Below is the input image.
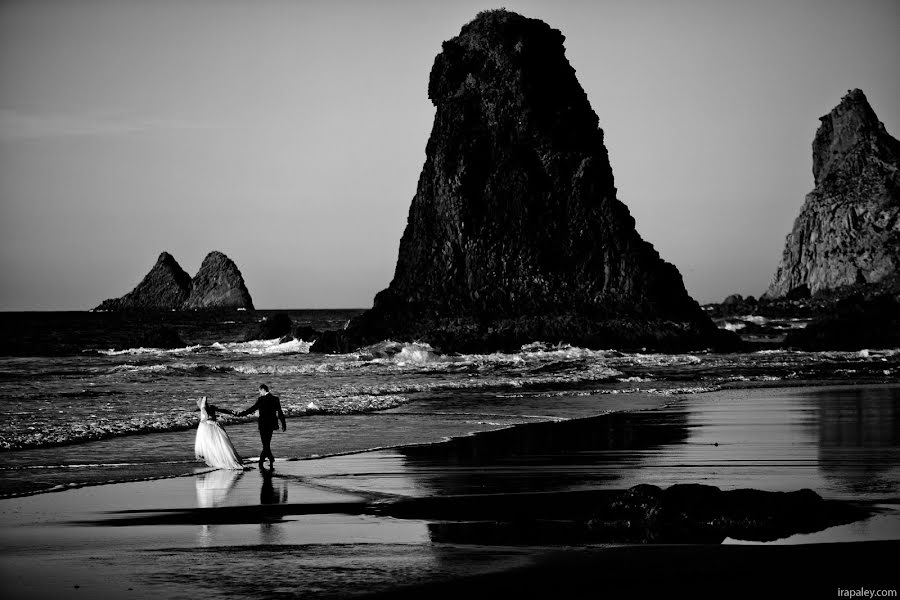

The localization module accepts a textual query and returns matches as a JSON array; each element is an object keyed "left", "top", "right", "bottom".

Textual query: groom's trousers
[{"left": 259, "top": 428, "right": 275, "bottom": 463}]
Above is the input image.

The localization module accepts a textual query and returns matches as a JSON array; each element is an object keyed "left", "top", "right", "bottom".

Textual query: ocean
[{"left": 1, "top": 309, "right": 898, "bottom": 497}]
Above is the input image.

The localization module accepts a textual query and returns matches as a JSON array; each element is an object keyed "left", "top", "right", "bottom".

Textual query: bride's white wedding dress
[{"left": 195, "top": 397, "right": 244, "bottom": 470}]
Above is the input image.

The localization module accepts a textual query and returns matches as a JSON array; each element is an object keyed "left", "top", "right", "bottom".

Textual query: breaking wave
[{"left": 96, "top": 338, "right": 312, "bottom": 357}]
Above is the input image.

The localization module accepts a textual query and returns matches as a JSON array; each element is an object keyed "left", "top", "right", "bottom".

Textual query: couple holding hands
[{"left": 195, "top": 383, "right": 286, "bottom": 471}]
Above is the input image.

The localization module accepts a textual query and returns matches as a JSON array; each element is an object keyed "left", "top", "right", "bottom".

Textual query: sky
[{"left": 1, "top": 0, "right": 898, "bottom": 310}]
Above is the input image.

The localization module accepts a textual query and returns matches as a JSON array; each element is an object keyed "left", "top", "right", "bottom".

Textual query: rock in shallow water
[
  {"left": 243, "top": 313, "right": 293, "bottom": 341},
  {"left": 784, "top": 290, "right": 900, "bottom": 350}
]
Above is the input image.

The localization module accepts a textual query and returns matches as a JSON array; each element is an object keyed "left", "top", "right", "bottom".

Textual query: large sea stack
[
  {"left": 313, "top": 10, "right": 723, "bottom": 353},
  {"left": 95, "top": 252, "right": 191, "bottom": 311},
  {"left": 95, "top": 250, "right": 254, "bottom": 311},
  {"left": 765, "top": 89, "right": 900, "bottom": 299}
]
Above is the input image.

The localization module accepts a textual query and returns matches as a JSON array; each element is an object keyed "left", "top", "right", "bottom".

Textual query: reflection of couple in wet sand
[
  {"left": 194, "top": 383, "right": 287, "bottom": 471},
  {"left": 195, "top": 466, "right": 289, "bottom": 508}
]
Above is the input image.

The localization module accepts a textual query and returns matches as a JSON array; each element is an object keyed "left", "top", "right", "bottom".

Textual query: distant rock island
[
  {"left": 765, "top": 89, "right": 899, "bottom": 299},
  {"left": 182, "top": 251, "right": 255, "bottom": 310},
  {"left": 312, "top": 10, "right": 727, "bottom": 353},
  {"left": 96, "top": 251, "right": 254, "bottom": 311}
]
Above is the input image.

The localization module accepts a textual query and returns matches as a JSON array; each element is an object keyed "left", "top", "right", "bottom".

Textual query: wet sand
[{"left": 1, "top": 383, "right": 898, "bottom": 598}]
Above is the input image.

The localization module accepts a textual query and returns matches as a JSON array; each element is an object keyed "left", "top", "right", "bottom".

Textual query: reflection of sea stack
[
  {"left": 765, "top": 89, "right": 900, "bottom": 299},
  {"left": 314, "top": 9, "right": 722, "bottom": 353},
  {"left": 96, "top": 251, "right": 254, "bottom": 311}
]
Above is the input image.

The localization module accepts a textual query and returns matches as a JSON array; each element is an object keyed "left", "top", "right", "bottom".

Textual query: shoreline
[
  {"left": 3, "top": 380, "right": 899, "bottom": 499},
  {"left": 3, "top": 374, "right": 895, "bottom": 453},
  {"left": 0, "top": 390, "right": 673, "bottom": 498}
]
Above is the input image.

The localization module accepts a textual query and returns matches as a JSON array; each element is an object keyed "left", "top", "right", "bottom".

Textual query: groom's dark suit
[{"left": 239, "top": 392, "right": 286, "bottom": 466}]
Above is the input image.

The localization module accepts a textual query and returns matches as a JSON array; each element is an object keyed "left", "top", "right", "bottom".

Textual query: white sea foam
[
  {"left": 741, "top": 315, "right": 769, "bottom": 325},
  {"left": 859, "top": 348, "right": 900, "bottom": 358},
  {"left": 107, "top": 363, "right": 172, "bottom": 374},
  {"left": 99, "top": 344, "right": 203, "bottom": 356},
  {"left": 211, "top": 338, "right": 312, "bottom": 355},
  {"left": 102, "top": 362, "right": 229, "bottom": 375},
  {"left": 98, "top": 338, "right": 311, "bottom": 358}
]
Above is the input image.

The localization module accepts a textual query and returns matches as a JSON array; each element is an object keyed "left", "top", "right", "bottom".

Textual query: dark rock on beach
[
  {"left": 312, "top": 9, "right": 728, "bottom": 354},
  {"left": 96, "top": 250, "right": 253, "bottom": 311},
  {"left": 95, "top": 252, "right": 191, "bottom": 311},
  {"left": 585, "top": 483, "right": 864, "bottom": 544},
  {"left": 765, "top": 89, "right": 900, "bottom": 299},
  {"left": 183, "top": 251, "right": 254, "bottom": 310}
]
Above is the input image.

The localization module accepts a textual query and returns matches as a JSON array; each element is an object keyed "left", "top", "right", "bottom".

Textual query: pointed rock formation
[
  {"left": 765, "top": 89, "right": 900, "bottom": 298},
  {"left": 183, "top": 251, "right": 254, "bottom": 310},
  {"left": 96, "top": 250, "right": 254, "bottom": 311},
  {"left": 313, "top": 10, "right": 723, "bottom": 353},
  {"left": 95, "top": 252, "right": 191, "bottom": 311}
]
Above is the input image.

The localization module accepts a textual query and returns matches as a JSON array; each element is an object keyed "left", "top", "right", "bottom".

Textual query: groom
[{"left": 238, "top": 384, "right": 287, "bottom": 470}]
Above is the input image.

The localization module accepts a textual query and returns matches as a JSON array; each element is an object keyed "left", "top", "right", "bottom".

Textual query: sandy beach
[{"left": 2, "top": 383, "right": 899, "bottom": 598}]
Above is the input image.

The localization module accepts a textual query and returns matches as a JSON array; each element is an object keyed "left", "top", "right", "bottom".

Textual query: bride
[{"left": 194, "top": 396, "right": 244, "bottom": 470}]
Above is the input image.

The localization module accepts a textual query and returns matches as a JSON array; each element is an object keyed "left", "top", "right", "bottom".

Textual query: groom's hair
[{"left": 259, "top": 384, "right": 269, "bottom": 392}]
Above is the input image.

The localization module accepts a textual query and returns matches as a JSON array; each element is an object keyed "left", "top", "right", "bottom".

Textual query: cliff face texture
[
  {"left": 183, "top": 251, "right": 254, "bottom": 310},
  {"left": 96, "top": 251, "right": 253, "bottom": 311},
  {"left": 318, "top": 10, "right": 721, "bottom": 352},
  {"left": 95, "top": 252, "right": 191, "bottom": 311},
  {"left": 765, "top": 89, "right": 900, "bottom": 298}
]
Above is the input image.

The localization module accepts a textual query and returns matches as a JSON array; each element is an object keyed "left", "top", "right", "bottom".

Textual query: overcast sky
[{"left": 1, "top": 0, "right": 898, "bottom": 310}]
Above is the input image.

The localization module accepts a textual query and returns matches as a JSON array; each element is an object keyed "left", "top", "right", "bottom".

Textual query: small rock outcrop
[
  {"left": 183, "top": 251, "right": 254, "bottom": 310},
  {"left": 584, "top": 484, "right": 865, "bottom": 544},
  {"left": 95, "top": 252, "right": 191, "bottom": 311},
  {"left": 765, "top": 89, "right": 900, "bottom": 298},
  {"left": 96, "top": 250, "right": 253, "bottom": 311},
  {"left": 312, "top": 10, "right": 724, "bottom": 353},
  {"left": 243, "top": 313, "right": 293, "bottom": 341}
]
